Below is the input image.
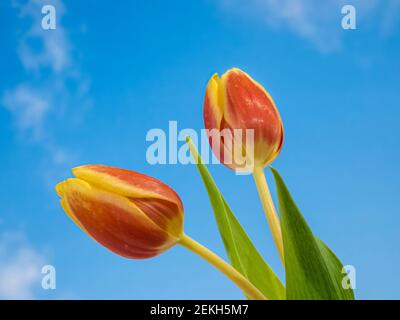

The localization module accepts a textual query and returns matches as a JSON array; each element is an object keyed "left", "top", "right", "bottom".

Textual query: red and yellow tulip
[
  {"left": 56, "top": 164, "right": 266, "bottom": 299},
  {"left": 204, "top": 67, "right": 284, "bottom": 171},
  {"left": 204, "top": 68, "right": 285, "bottom": 262},
  {"left": 56, "top": 164, "right": 184, "bottom": 259}
]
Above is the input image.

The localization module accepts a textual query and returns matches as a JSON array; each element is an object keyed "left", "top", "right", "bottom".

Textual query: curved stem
[
  {"left": 252, "top": 166, "right": 284, "bottom": 265},
  {"left": 179, "top": 233, "right": 267, "bottom": 300}
]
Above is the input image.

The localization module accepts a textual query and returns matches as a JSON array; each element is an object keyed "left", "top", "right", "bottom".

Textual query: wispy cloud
[
  {"left": 2, "top": 0, "right": 91, "bottom": 170},
  {"left": 0, "top": 231, "right": 45, "bottom": 299},
  {"left": 216, "top": 0, "right": 400, "bottom": 52},
  {"left": 2, "top": 84, "right": 50, "bottom": 140}
]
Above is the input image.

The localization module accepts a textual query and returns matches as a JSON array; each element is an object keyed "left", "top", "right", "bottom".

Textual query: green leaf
[
  {"left": 316, "top": 239, "right": 355, "bottom": 300},
  {"left": 270, "top": 167, "right": 354, "bottom": 300},
  {"left": 187, "top": 138, "right": 285, "bottom": 300}
]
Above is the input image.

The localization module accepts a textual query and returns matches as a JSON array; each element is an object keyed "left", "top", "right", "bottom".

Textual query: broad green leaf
[
  {"left": 316, "top": 239, "right": 355, "bottom": 300},
  {"left": 187, "top": 138, "right": 285, "bottom": 300},
  {"left": 270, "top": 167, "right": 354, "bottom": 300}
]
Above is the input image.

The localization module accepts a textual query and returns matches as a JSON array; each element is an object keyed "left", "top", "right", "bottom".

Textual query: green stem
[
  {"left": 179, "top": 233, "right": 267, "bottom": 300},
  {"left": 252, "top": 166, "right": 284, "bottom": 265}
]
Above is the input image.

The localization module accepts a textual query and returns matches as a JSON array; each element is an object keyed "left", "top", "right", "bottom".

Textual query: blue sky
[{"left": 0, "top": 0, "right": 399, "bottom": 299}]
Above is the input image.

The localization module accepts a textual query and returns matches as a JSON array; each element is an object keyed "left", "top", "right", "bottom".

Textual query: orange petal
[
  {"left": 224, "top": 68, "right": 284, "bottom": 166},
  {"left": 133, "top": 197, "right": 183, "bottom": 239},
  {"left": 72, "top": 165, "right": 183, "bottom": 212}
]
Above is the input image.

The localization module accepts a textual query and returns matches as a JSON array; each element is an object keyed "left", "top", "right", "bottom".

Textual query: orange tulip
[
  {"left": 204, "top": 68, "right": 284, "bottom": 171},
  {"left": 56, "top": 164, "right": 184, "bottom": 259},
  {"left": 204, "top": 68, "right": 285, "bottom": 263},
  {"left": 56, "top": 164, "right": 266, "bottom": 299}
]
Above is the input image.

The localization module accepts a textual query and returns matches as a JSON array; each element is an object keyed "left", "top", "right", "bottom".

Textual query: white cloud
[
  {"left": 2, "top": 85, "right": 50, "bottom": 139},
  {"left": 0, "top": 232, "right": 45, "bottom": 299},
  {"left": 2, "top": 0, "right": 91, "bottom": 169},
  {"left": 217, "top": 0, "right": 399, "bottom": 52}
]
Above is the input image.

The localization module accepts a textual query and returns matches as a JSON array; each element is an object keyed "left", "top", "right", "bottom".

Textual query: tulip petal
[
  {"left": 133, "top": 198, "right": 183, "bottom": 238},
  {"left": 204, "top": 73, "right": 225, "bottom": 130},
  {"left": 224, "top": 68, "right": 279, "bottom": 133},
  {"left": 224, "top": 68, "right": 284, "bottom": 166},
  {"left": 72, "top": 165, "right": 183, "bottom": 211},
  {"left": 58, "top": 178, "right": 178, "bottom": 259}
]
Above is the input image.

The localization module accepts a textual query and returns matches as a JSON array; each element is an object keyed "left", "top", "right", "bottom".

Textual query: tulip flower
[
  {"left": 204, "top": 68, "right": 285, "bottom": 263},
  {"left": 56, "top": 164, "right": 266, "bottom": 300},
  {"left": 56, "top": 164, "right": 184, "bottom": 259},
  {"left": 204, "top": 67, "right": 284, "bottom": 171}
]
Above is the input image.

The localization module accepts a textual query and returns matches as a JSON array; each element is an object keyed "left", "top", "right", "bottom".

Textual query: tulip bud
[
  {"left": 56, "top": 164, "right": 184, "bottom": 259},
  {"left": 204, "top": 68, "right": 284, "bottom": 172}
]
